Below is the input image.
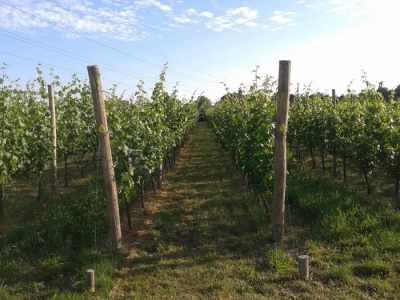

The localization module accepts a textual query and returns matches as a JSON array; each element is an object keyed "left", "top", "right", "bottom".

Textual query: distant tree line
[
  {"left": 288, "top": 83, "right": 400, "bottom": 103},
  {"left": 200, "top": 82, "right": 400, "bottom": 113}
]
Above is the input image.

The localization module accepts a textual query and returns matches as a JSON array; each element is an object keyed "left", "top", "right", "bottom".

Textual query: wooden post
[
  {"left": 298, "top": 255, "right": 309, "bottom": 280},
  {"left": 155, "top": 164, "right": 162, "bottom": 190},
  {"left": 332, "top": 89, "right": 337, "bottom": 179},
  {"left": 48, "top": 85, "right": 57, "bottom": 193},
  {"left": 273, "top": 60, "right": 291, "bottom": 243},
  {"left": 296, "top": 83, "right": 300, "bottom": 163},
  {"left": 87, "top": 269, "right": 95, "bottom": 292},
  {"left": 87, "top": 65, "right": 122, "bottom": 252}
]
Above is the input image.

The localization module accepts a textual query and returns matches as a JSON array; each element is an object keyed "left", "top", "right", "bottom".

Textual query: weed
[{"left": 268, "top": 248, "right": 296, "bottom": 278}]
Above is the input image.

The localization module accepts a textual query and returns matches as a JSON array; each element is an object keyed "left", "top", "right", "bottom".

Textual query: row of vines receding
[
  {"left": 0, "top": 62, "right": 199, "bottom": 223},
  {"left": 208, "top": 75, "right": 400, "bottom": 213}
]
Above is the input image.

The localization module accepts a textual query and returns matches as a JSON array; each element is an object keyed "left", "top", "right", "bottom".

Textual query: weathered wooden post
[
  {"left": 296, "top": 83, "right": 300, "bottom": 163},
  {"left": 87, "top": 269, "right": 95, "bottom": 292},
  {"left": 87, "top": 65, "right": 122, "bottom": 252},
  {"left": 298, "top": 255, "right": 309, "bottom": 280},
  {"left": 273, "top": 60, "right": 291, "bottom": 243},
  {"left": 332, "top": 89, "right": 337, "bottom": 179},
  {"left": 48, "top": 85, "right": 57, "bottom": 193},
  {"left": 155, "top": 164, "right": 162, "bottom": 190}
]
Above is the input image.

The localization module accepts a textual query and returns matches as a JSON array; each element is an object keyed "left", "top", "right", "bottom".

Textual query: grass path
[{"left": 110, "top": 122, "right": 275, "bottom": 299}]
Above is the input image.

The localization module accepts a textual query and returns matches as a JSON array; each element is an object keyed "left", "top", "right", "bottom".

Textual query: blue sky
[{"left": 0, "top": 0, "right": 399, "bottom": 101}]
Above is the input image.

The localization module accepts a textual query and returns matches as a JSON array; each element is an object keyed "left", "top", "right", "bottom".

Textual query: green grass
[
  {"left": 0, "top": 159, "right": 117, "bottom": 299},
  {"left": 2, "top": 122, "right": 400, "bottom": 299}
]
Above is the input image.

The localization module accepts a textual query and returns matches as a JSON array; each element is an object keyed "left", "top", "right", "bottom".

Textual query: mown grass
[
  {"left": 0, "top": 159, "right": 118, "bottom": 299},
  {"left": 2, "top": 122, "right": 400, "bottom": 299}
]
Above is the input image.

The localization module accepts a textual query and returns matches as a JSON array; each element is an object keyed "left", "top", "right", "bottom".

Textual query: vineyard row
[
  {"left": 0, "top": 63, "right": 199, "bottom": 220},
  {"left": 209, "top": 75, "right": 400, "bottom": 209}
]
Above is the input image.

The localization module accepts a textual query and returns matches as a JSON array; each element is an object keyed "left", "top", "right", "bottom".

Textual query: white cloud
[
  {"left": 0, "top": 0, "right": 142, "bottom": 41},
  {"left": 171, "top": 8, "right": 201, "bottom": 24},
  {"left": 270, "top": 11, "right": 296, "bottom": 24},
  {"left": 168, "top": 0, "right": 183, "bottom": 4},
  {"left": 134, "top": 0, "right": 171, "bottom": 12},
  {"left": 270, "top": 27, "right": 283, "bottom": 32},
  {"left": 324, "top": 0, "right": 366, "bottom": 15},
  {"left": 235, "top": 18, "right": 247, "bottom": 24},
  {"left": 296, "top": 0, "right": 305, "bottom": 4},
  {"left": 102, "top": 0, "right": 122, "bottom": 7},
  {"left": 205, "top": 6, "right": 259, "bottom": 32},
  {"left": 245, "top": 21, "right": 257, "bottom": 27},
  {"left": 58, "top": 0, "right": 93, "bottom": 12},
  {"left": 325, "top": 4, "right": 354, "bottom": 13},
  {"left": 140, "top": 30, "right": 151, "bottom": 38},
  {"left": 200, "top": 11, "right": 213, "bottom": 19},
  {"left": 0, "top": 0, "right": 284, "bottom": 41},
  {"left": 173, "top": 16, "right": 198, "bottom": 24},
  {"left": 205, "top": 16, "right": 234, "bottom": 32},
  {"left": 213, "top": 24, "right": 233, "bottom": 32},
  {"left": 150, "top": 24, "right": 172, "bottom": 31},
  {"left": 270, "top": 15, "right": 292, "bottom": 23},
  {"left": 167, "top": 5, "right": 259, "bottom": 31},
  {"left": 227, "top": 6, "right": 258, "bottom": 20},
  {"left": 186, "top": 8, "right": 197, "bottom": 15}
]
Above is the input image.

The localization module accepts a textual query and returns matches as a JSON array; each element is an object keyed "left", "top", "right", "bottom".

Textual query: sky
[{"left": 0, "top": 0, "right": 399, "bottom": 102}]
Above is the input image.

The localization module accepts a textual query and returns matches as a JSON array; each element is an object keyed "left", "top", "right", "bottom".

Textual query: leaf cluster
[{"left": 209, "top": 78, "right": 277, "bottom": 196}]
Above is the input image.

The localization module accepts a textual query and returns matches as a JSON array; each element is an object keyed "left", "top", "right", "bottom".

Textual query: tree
[
  {"left": 196, "top": 95, "right": 212, "bottom": 112},
  {"left": 394, "top": 84, "right": 400, "bottom": 100},
  {"left": 377, "top": 82, "right": 390, "bottom": 102},
  {"left": 196, "top": 95, "right": 212, "bottom": 121}
]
